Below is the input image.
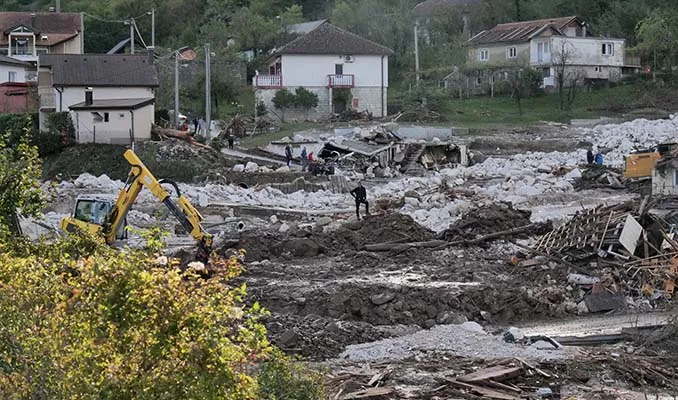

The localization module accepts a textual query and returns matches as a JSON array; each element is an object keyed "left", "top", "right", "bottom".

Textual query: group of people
[
  {"left": 586, "top": 147, "right": 604, "bottom": 165},
  {"left": 284, "top": 145, "right": 314, "bottom": 170}
]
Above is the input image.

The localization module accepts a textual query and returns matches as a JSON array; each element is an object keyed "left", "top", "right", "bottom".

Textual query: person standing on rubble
[
  {"left": 192, "top": 117, "right": 199, "bottom": 136},
  {"left": 586, "top": 147, "right": 594, "bottom": 164},
  {"left": 227, "top": 134, "right": 235, "bottom": 149},
  {"left": 350, "top": 181, "right": 370, "bottom": 220},
  {"left": 300, "top": 146, "right": 308, "bottom": 172},
  {"left": 285, "top": 145, "right": 293, "bottom": 167}
]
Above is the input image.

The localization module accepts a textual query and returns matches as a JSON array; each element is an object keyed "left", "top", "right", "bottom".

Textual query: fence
[{"left": 76, "top": 126, "right": 135, "bottom": 146}]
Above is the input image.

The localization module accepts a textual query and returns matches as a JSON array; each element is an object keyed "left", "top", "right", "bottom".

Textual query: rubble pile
[
  {"left": 531, "top": 198, "right": 678, "bottom": 312},
  {"left": 327, "top": 353, "right": 678, "bottom": 399},
  {"left": 440, "top": 202, "right": 535, "bottom": 240}
]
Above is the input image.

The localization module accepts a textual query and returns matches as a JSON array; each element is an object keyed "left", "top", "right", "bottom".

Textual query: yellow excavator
[{"left": 60, "top": 149, "right": 213, "bottom": 261}]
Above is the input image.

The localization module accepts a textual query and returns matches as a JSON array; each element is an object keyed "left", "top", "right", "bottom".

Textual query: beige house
[
  {"left": 0, "top": 12, "right": 83, "bottom": 81},
  {"left": 461, "top": 16, "right": 640, "bottom": 92}
]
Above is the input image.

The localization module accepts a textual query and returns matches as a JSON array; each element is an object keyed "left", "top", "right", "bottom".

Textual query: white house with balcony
[
  {"left": 253, "top": 22, "right": 393, "bottom": 120},
  {"left": 0, "top": 12, "right": 83, "bottom": 82},
  {"left": 38, "top": 54, "right": 158, "bottom": 144},
  {"left": 463, "top": 16, "right": 640, "bottom": 91}
]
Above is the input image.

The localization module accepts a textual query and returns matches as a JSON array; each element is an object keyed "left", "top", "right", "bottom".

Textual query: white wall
[
  {"left": 0, "top": 63, "right": 26, "bottom": 83},
  {"left": 279, "top": 54, "right": 389, "bottom": 88},
  {"left": 550, "top": 36, "right": 625, "bottom": 67},
  {"left": 73, "top": 104, "right": 153, "bottom": 144},
  {"left": 57, "top": 86, "right": 154, "bottom": 112}
]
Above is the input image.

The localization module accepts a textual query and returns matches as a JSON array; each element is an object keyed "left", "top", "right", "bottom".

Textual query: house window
[
  {"left": 335, "top": 64, "right": 344, "bottom": 75},
  {"left": 8, "top": 71, "right": 16, "bottom": 82},
  {"left": 92, "top": 112, "right": 103, "bottom": 122},
  {"left": 674, "top": 170, "right": 678, "bottom": 187},
  {"left": 479, "top": 49, "right": 489, "bottom": 62},
  {"left": 507, "top": 47, "right": 517, "bottom": 59},
  {"left": 602, "top": 43, "right": 614, "bottom": 56},
  {"left": 542, "top": 67, "right": 551, "bottom": 78},
  {"left": 104, "top": 112, "right": 109, "bottom": 122},
  {"left": 438, "top": 80, "right": 446, "bottom": 88},
  {"left": 475, "top": 76, "right": 482, "bottom": 86},
  {"left": 13, "top": 38, "right": 29, "bottom": 55},
  {"left": 489, "top": 75, "right": 495, "bottom": 84}
]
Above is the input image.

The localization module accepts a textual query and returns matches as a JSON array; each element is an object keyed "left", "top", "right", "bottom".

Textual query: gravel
[{"left": 338, "top": 323, "right": 574, "bottom": 363}]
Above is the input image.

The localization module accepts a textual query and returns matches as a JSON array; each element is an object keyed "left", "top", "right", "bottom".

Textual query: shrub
[
  {"left": 272, "top": 89, "right": 296, "bottom": 122},
  {"left": 294, "top": 87, "right": 319, "bottom": 120},
  {"left": 46, "top": 111, "right": 75, "bottom": 140},
  {"left": 0, "top": 233, "right": 272, "bottom": 399},
  {"left": 256, "top": 101, "right": 268, "bottom": 117},
  {"left": 257, "top": 350, "right": 327, "bottom": 400}
]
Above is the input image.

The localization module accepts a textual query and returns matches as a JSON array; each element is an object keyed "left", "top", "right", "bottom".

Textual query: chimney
[
  {"left": 85, "top": 87, "right": 93, "bottom": 106},
  {"left": 147, "top": 46, "right": 155, "bottom": 65}
]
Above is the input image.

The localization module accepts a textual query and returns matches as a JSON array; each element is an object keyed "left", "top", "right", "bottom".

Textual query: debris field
[{"left": 31, "top": 115, "right": 678, "bottom": 399}]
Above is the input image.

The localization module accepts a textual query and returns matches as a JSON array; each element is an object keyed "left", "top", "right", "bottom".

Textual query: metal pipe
[
  {"left": 151, "top": 8, "right": 155, "bottom": 48},
  {"left": 205, "top": 43, "right": 211, "bottom": 140},
  {"left": 174, "top": 50, "right": 179, "bottom": 128},
  {"left": 129, "top": 20, "right": 134, "bottom": 54}
]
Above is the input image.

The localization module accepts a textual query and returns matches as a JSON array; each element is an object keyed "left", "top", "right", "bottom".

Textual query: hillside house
[
  {"left": 0, "top": 12, "right": 83, "bottom": 81},
  {"left": 253, "top": 22, "right": 393, "bottom": 121},
  {"left": 0, "top": 55, "right": 35, "bottom": 113},
  {"left": 462, "top": 16, "right": 641, "bottom": 93},
  {"left": 38, "top": 54, "right": 158, "bottom": 144}
]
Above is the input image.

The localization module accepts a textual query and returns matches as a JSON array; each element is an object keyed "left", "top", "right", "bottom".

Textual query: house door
[{"left": 335, "top": 64, "right": 343, "bottom": 75}]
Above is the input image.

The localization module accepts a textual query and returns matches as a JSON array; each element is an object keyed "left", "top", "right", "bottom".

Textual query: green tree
[
  {"left": 635, "top": 10, "right": 678, "bottom": 79},
  {"left": 0, "top": 234, "right": 265, "bottom": 398},
  {"left": 0, "top": 123, "right": 45, "bottom": 235},
  {"left": 272, "top": 88, "right": 296, "bottom": 122},
  {"left": 294, "top": 87, "right": 319, "bottom": 120}
]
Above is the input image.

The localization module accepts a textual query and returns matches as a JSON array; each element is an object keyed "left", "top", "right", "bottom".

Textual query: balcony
[
  {"left": 253, "top": 75, "right": 282, "bottom": 88},
  {"left": 328, "top": 74, "right": 355, "bottom": 88},
  {"left": 624, "top": 55, "right": 641, "bottom": 67}
]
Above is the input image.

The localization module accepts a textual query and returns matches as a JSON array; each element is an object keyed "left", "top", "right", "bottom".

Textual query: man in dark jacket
[{"left": 350, "top": 181, "right": 369, "bottom": 220}]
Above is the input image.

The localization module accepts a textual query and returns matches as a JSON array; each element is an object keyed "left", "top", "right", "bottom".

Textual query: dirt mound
[
  {"left": 440, "top": 202, "right": 538, "bottom": 240},
  {"left": 317, "top": 212, "right": 436, "bottom": 252},
  {"left": 263, "top": 313, "right": 392, "bottom": 360},
  {"left": 225, "top": 213, "right": 435, "bottom": 262}
]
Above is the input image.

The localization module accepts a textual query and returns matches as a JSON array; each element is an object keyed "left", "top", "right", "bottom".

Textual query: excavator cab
[{"left": 63, "top": 195, "right": 127, "bottom": 241}]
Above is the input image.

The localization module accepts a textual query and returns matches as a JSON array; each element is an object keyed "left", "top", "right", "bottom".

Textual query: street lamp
[{"left": 147, "top": 9, "right": 155, "bottom": 49}]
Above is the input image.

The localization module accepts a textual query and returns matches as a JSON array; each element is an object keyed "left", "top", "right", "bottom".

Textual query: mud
[
  {"left": 224, "top": 213, "right": 436, "bottom": 262},
  {"left": 440, "top": 202, "right": 546, "bottom": 240}
]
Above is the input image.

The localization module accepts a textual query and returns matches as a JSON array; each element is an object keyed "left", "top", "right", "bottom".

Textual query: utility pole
[
  {"left": 174, "top": 50, "right": 179, "bottom": 129},
  {"left": 205, "top": 43, "right": 211, "bottom": 140},
  {"left": 151, "top": 8, "right": 155, "bottom": 48},
  {"left": 414, "top": 21, "right": 420, "bottom": 84},
  {"left": 129, "top": 20, "right": 135, "bottom": 54}
]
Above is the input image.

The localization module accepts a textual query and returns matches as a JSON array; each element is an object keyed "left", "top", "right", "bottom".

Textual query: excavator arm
[{"left": 61, "top": 149, "right": 213, "bottom": 259}]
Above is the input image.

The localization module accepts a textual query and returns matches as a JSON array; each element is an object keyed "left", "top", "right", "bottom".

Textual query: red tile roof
[
  {"left": 0, "top": 12, "right": 81, "bottom": 46},
  {"left": 469, "top": 16, "right": 582, "bottom": 45}
]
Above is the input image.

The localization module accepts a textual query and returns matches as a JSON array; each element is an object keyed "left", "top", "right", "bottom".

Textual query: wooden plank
[
  {"left": 514, "top": 357, "right": 552, "bottom": 378},
  {"left": 444, "top": 379, "right": 520, "bottom": 400},
  {"left": 457, "top": 366, "right": 522, "bottom": 383},
  {"left": 343, "top": 387, "right": 396, "bottom": 399}
]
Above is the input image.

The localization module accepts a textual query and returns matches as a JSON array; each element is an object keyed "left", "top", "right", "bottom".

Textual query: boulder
[
  {"left": 370, "top": 292, "right": 396, "bottom": 306},
  {"left": 503, "top": 327, "right": 525, "bottom": 343},
  {"left": 245, "top": 161, "right": 259, "bottom": 172},
  {"left": 460, "top": 321, "right": 485, "bottom": 334},
  {"left": 232, "top": 164, "right": 245, "bottom": 172}
]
